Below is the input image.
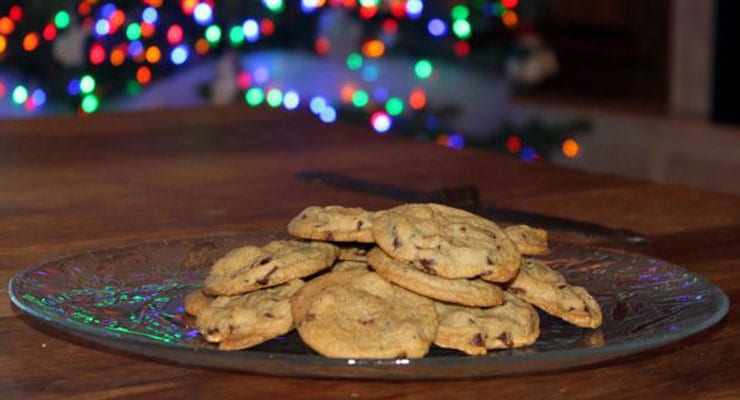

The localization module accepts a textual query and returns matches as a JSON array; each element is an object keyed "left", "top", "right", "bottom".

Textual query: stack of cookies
[{"left": 184, "top": 204, "right": 603, "bottom": 358}]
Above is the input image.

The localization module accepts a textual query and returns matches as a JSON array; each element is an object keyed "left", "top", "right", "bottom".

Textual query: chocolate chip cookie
[
  {"left": 433, "top": 292, "right": 540, "bottom": 355},
  {"left": 508, "top": 258, "right": 603, "bottom": 328},
  {"left": 288, "top": 206, "right": 380, "bottom": 243},
  {"left": 202, "top": 240, "right": 337, "bottom": 296},
  {"left": 195, "top": 279, "right": 304, "bottom": 350},
  {"left": 372, "top": 203, "right": 521, "bottom": 281},
  {"left": 292, "top": 269, "right": 438, "bottom": 358},
  {"left": 367, "top": 247, "right": 504, "bottom": 307}
]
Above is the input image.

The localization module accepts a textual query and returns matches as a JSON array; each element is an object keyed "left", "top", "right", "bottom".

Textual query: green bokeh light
[
  {"left": 451, "top": 5, "right": 470, "bottom": 20},
  {"left": 414, "top": 59, "right": 433, "bottom": 79},
  {"left": 346, "top": 53, "right": 363, "bottom": 70},
  {"left": 263, "top": 0, "right": 284, "bottom": 13},
  {"left": 385, "top": 97, "right": 404, "bottom": 116},
  {"left": 205, "top": 25, "right": 221, "bottom": 44},
  {"left": 126, "top": 23, "right": 141, "bottom": 41},
  {"left": 266, "top": 88, "right": 283, "bottom": 107},
  {"left": 11, "top": 86, "right": 28, "bottom": 105},
  {"left": 54, "top": 11, "right": 70, "bottom": 29},
  {"left": 245, "top": 87, "right": 265, "bottom": 106},
  {"left": 452, "top": 20, "right": 472, "bottom": 39},
  {"left": 352, "top": 90, "right": 369, "bottom": 108},
  {"left": 81, "top": 94, "right": 99, "bottom": 113},
  {"left": 79, "top": 75, "right": 96, "bottom": 94},
  {"left": 229, "top": 26, "right": 245, "bottom": 45}
]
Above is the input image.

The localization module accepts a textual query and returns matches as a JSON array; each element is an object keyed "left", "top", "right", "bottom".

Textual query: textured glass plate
[{"left": 9, "top": 232, "right": 729, "bottom": 379}]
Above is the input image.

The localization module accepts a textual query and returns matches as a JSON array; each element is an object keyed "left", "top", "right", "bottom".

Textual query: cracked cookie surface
[
  {"left": 202, "top": 240, "right": 337, "bottom": 296},
  {"left": 508, "top": 258, "right": 603, "bottom": 328},
  {"left": 372, "top": 203, "right": 521, "bottom": 282},
  {"left": 291, "top": 269, "right": 437, "bottom": 358},
  {"left": 195, "top": 279, "right": 304, "bottom": 350},
  {"left": 433, "top": 292, "right": 540, "bottom": 355},
  {"left": 288, "top": 206, "right": 380, "bottom": 243},
  {"left": 367, "top": 247, "right": 503, "bottom": 307}
]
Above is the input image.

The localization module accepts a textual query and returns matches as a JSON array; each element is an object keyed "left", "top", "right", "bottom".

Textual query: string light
[
  {"left": 242, "top": 19, "right": 260, "bottom": 42},
  {"left": 414, "top": 59, "right": 433, "bottom": 79},
  {"left": 0, "top": 17, "right": 13, "bottom": 35},
  {"left": 0, "top": 0, "right": 550, "bottom": 153},
  {"left": 283, "top": 91, "right": 300, "bottom": 110},
  {"left": 506, "top": 136, "right": 522, "bottom": 153},
  {"left": 562, "top": 139, "right": 581, "bottom": 158},
  {"left": 12, "top": 85, "right": 28, "bottom": 105},
  {"left": 362, "top": 39, "right": 384, "bottom": 58},
  {"left": 193, "top": 3, "right": 213, "bottom": 25},
  {"left": 136, "top": 66, "right": 152, "bottom": 85},
  {"left": 205, "top": 25, "right": 221, "bottom": 44},
  {"left": 347, "top": 53, "right": 363, "bottom": 70},
  {"left": 385, "top": 97, "right": 404, "bottom": 116},
  {"left": 22, "top": 33, "right": 40, "bottom": 52},
  {"left": 245, "top": 87, "right": 265, "bottom": 105},
  {"left": 54, "top": 11, "right": 71, "bottom": 29},
  {"left": 266, "top": 88, "right": 283, "bottom": 107},
  {"left": 409, "top": 88, "right": 426, "bottom": 110},
  {"left": 167, "top": 24, "right": 184, "bottom": 45},
  {"left": 370, "top": 111, "right": 392, "bottom": 133},
  {"left": 170, "top": 44, "right": 189, "bottom": 65}
]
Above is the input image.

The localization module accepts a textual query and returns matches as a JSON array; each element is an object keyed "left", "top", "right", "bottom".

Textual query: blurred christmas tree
[{"left": 0, "top": 0, "right": 585, "bottom": 161}]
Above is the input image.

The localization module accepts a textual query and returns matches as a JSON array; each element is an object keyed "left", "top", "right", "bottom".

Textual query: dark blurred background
[{"left": 0, "top": 0, "right": 738, "bottom": 193}]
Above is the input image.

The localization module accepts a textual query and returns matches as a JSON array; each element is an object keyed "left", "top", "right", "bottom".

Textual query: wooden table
[{"left": 1, "top": 106, "right": 738, "bottom": 399}]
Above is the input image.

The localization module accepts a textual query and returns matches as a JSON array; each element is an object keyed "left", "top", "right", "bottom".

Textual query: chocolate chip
[
  {"left": 460, "top": 226, "right": 467, "bottom": 233},
  {"left": 419, "top": 259, "right": 437, "bottom": 275},
  {"left": 305, "top": 313, "right": 316, "bottom": 322},
  {"left": 358, "top": 318, "right": 374, "bottom": 325},
  {"left": 264, "top": 312, "right": 274, "bottom": 318},
  {"left": 486, "top": 256, "right": 494, "bottom": 265},
  {"left": 393, "top": 237, "right": 401, "bottom": 249},
  {"left": 356, "top": 220, "right": 364, "bottom": 231},
  {"left": 206, "top": 327, "right": 219, "bottom": 335},
  {"left": 508, "top": 287, "right": 527, "bottom": 295},
  {"left": 557, "top": 284, "right": 567, "bottom": 289},
  {"left": 498, "top": 332, "right": 514, "bottom": 348},
  {"left": 257, "top": 266, "right": 278, "bottom": 285},
  {"left": 470, "top": 333, "right": 485, "bottom": 347},
  {"left": 258, "top": 256, "right": 273, "bottom": 265}
]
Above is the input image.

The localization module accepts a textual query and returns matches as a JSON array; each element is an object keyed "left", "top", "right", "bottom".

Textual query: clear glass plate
[{"left": 8, "top": 232, "right": 729, "bottom": 379}]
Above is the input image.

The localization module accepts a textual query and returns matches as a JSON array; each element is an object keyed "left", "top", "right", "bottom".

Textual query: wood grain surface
[{"left": 1, "top": 106, "right": 738, "bottom": 399}]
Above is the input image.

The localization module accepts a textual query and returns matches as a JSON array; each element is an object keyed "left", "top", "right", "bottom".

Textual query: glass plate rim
[{"left": 7, "top": 235, "right": 731, "bottom": 372}]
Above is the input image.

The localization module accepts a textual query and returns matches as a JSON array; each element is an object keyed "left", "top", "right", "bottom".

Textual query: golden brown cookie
[
  {"left": 287, "top": 206, "right": 380, "bottom": 243},
  {"left": 202, "top": 240, "right": 337, "bottom": 296},
  {"left": 183, "top": 289, "right": 213, "bottom": 316},
  {"left": 433, "top": 292, "right": 540, "bottom": 355},
  {"left": 336, "top": 243, "right": 374, "bottom": 262},
  {"left": 291, "top": 269, "right": 438, "bottom": 358},
  {"left": 195, "top": 279, "right": 304, "bottom": 350},
  {"left": 372, "top": 203, "right": 521, "bottom": 281},
  {"left": 504, "top": 225, "right": 549, "bottom": 255},
  {"left": 508, "top": 258, "right": 602, "bottom": 328},
  {"left": 367, "top": 247, "right": 504, "bottom": 307},
  {"left": 331, "top": 260, "right": 371, "bottom": 273}
]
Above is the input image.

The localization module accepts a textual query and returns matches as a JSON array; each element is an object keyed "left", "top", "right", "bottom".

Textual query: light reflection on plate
[{"left": 8, "top": 232, "right": 729, "bottom": 379}]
